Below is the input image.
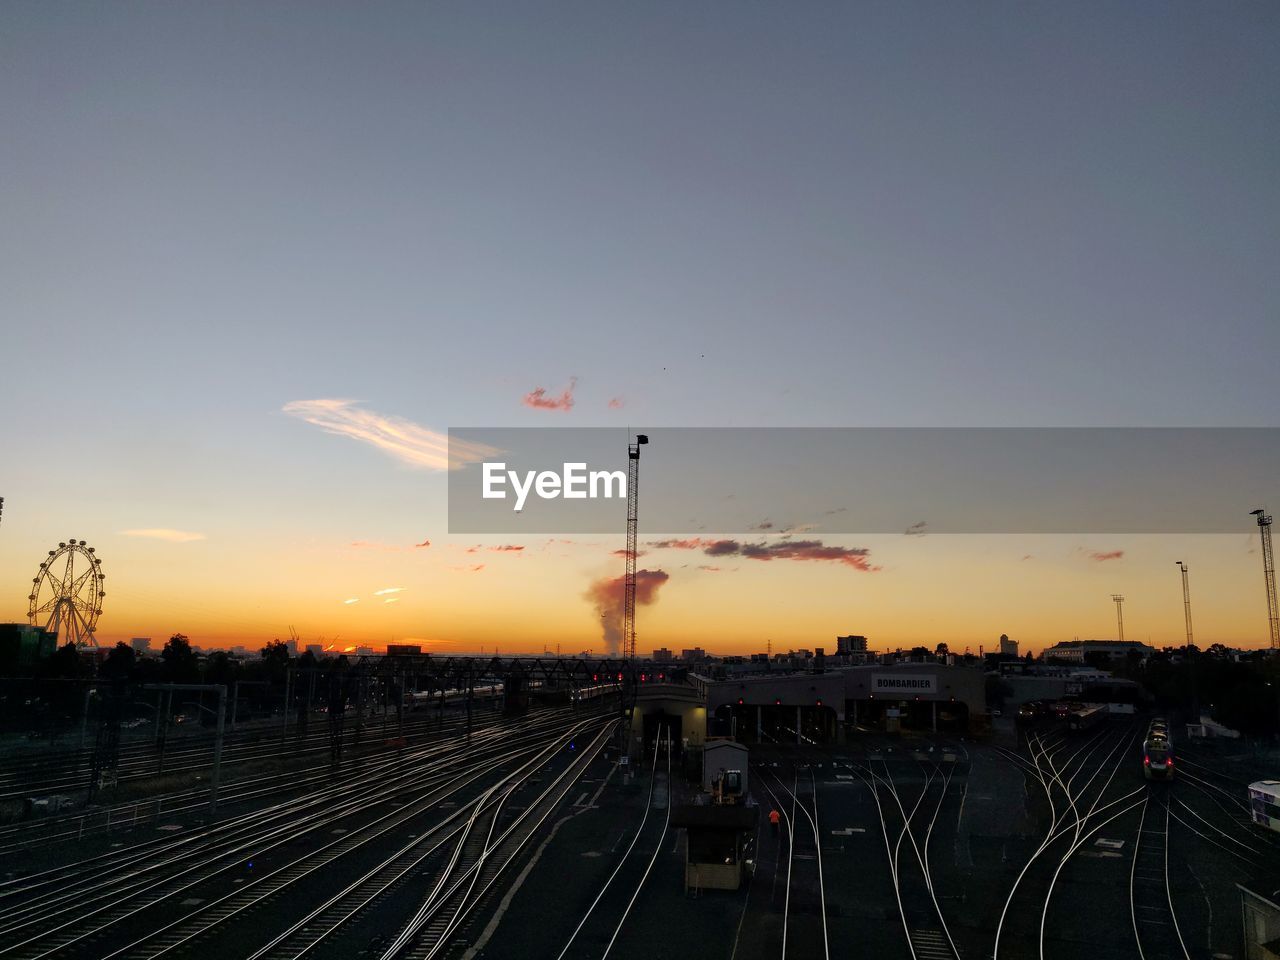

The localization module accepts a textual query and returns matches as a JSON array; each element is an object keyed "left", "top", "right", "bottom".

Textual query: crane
[
  {"left": 622, "top": 434, "right": 648, "bottom": 661},
  {"left": 1111, "top": 594, "right": 1125, "bottom": 643},
  {"left": 1252, "top": 509, "right": 1279, "bottom": 651}
]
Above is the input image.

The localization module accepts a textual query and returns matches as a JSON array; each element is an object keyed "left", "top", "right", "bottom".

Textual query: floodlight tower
[
  {"left": 622, "top": 434, "right": 648, "bottom": 661},
  {"left": 1111, "top": 594, "right": 1125, "bottom": 643},
  {"left": 1252, "top": 509, "right": 1279, "bottom": 651},
  {"left": 1175, "top": 562, "right": 1193, "bottom": 648}
]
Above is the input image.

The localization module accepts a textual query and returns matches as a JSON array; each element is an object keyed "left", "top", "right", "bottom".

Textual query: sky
[{"left": 1, "top": 3, "right": 1277, "bottom": 656}]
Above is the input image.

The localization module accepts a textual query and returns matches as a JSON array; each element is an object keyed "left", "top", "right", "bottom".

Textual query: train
[
  {"left": 1249, "top": 780, "right": 1280, "bottom": 832},
  {"left": 1066, "top": 705, "right": 1107, "bottom": 733},
  {"left": 1143, "top": 718, "right": 1173, "bottom": 780}
]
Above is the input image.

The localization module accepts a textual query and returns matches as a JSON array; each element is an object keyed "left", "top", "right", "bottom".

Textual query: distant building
[
  {"left": 305, "top": 644, "right": 324, "bottom": 656},
  {"left": 1042, "top": 639, "right": 1155, "bottom": 663},
  {"left": 999, "top": 634, "right": 1018, "bottom": 658},
  {"left": 652, "top": 647, "right": 673, "bottom": 661},
  {"left": 837, "top": 635, "right": 868, "bottom": 654},
  {"left": 681, "top": 647, "right": 707, "bottom": 661},
  {"left": 285, "top": 638, "right": 298, "bottom": 656},
  {"left": 355, "top": 646, "right": 374, "bottom": 657},
  {"left": 130, "top": 637, "right": 152, "bottom": 653},
  {"left": 386, "top": 643, "right": 422, "bottom": 656}
]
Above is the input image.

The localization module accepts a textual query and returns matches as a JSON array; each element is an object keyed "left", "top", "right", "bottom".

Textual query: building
[
  {"left": 130, "top": 637, "right": 152, "bottom": 654},
  {"left": 1042, "top": 639, "right": 1155, "bottom": 663},
  {"left": 305, "top": 644, "right": 324, "bottom": 657},
  {"left": 681, "top": 647, "right": 707, "bottom": 661},
  {"left": 701, "top": 661, "right": 987, "bottom": 739},
  {"left": 652, "top": 647, "right": 674, "bottom": 661},
  {"left": 355, "top": 646, "right": 375, "bottom": 657},
  {"left": 999, "top": 634, "right": 1018, "bottom": 658},
  {"left": 0, "top": 624, "right": 58, "bottom": 672},
  {"left": 386, "top": 643, "right": 422, "bottom": 656},
  {"left": 836, "top": 635, "right": 868, "bottom": 654}
]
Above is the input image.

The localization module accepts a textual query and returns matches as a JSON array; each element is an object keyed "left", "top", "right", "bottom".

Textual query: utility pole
[
  {"left": 1111, "top": 594, "right": 1125, "bottom": 643},
  {"left": 622, "top": 434, "right": 649, "bottom": 661},
  {"left": 1252, "top": 509, "right": 1279, "bottom": 651},
  {"left": 1175, "top": 562, "right": 1194, "bottom": 648}
]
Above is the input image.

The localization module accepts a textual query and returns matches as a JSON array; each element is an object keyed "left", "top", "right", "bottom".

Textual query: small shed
[
  {"left": 671, "top": 804, "right": 758, "bottom": 892},
  {"left": 701, "top": 739, "right": 748, "bottom": 798}
]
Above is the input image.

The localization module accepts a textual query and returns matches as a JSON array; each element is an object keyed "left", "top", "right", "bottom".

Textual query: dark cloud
[{"left": 904, "top": 521, "right": 927, "bottom": 537}]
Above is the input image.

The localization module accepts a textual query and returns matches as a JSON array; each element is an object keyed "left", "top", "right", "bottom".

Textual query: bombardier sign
[{"left": 873, "top": 674, "right": 937, "bottom": 695}]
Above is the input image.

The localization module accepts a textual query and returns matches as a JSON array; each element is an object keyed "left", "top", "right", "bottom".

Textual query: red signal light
[
  {"left": 816, "top": 698, "right": 822, "bottom": 707},
  {"left": 775, "top": 698, "right": 781, "bottom": 706},
  {"left": 737, "top": 697, "right": 744, "bottom": 705}
]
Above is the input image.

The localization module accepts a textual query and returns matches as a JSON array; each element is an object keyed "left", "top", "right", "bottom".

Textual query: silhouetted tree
[
  {"left": 102, "top": 642, "right": 136, "bottom": 679},
  {"left": 161, "top": 634, "right": 197, "bottom": 680},
  {"left": 40, "top": 641, "right": 83, "bottom": 679}
]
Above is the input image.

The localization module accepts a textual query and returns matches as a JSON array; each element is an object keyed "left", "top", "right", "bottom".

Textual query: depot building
[{"left": 700, "top": 663, "right": 987, "bottom": 743}]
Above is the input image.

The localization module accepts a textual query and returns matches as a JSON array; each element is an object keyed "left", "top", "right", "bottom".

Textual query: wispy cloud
[
  {"left": 415, "top": 539, "right": 431, "bottom": 549},
  {"left": 1089, "top": 550, "right": 1125, "bottom": 562},
  {"left": 374, "top": 587, "right": 404, "bottom": 596},
  {"left": 119, "top": 528, "right": 206, "bottom": 543},
  {"left": 383, "top": 597, "right": 400, "bottom": 604},
  {"left": 466, "top": 544, "right": 525, "bottom": 554},
  {"left": 522, "top": 377, "right": 577, "bottom": 412},
  {"left": 904, "top": 521, "right": 927, "bottom": 537},
  {"left": 343, "top": 598, "right": 360, "bottom": 605},
  {"left": 283, "top": 398, "right": 496, "bottom": 470}
]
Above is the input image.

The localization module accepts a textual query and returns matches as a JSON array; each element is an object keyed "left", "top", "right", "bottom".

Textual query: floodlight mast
[
  {"left": 1175, "top": 562, "right": 1194, "bottom": 648},
  {"left": 1252, "top": 509, "right": 1279, "bottom": 651},
  {"left": 622, "top": 434, "right": 648, "bottom": 661}
]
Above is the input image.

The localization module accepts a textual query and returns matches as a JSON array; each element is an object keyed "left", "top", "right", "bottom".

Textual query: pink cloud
[
  {"left": 1089, "top": 550, "right": 1125, "bottom": 562},
  {"left": 523, "top": 377, "right": 578, "bottom": 412},
  {"left": 415, "top": 539, "right": 431, "bottom": 549},
  {"left": 608, "top": 396, "right": 626, "bottom": 409}
]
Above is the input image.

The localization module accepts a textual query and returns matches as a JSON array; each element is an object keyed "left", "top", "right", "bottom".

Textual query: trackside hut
[{"left": 846, "top": 664, "right": 985, "bottom": 732}]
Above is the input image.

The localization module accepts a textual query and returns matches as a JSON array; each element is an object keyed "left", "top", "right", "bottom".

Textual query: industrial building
[
  {"left": 1042, "top": 639, "right": 1155, "bottom": 663},
  {"left": 699, "top": 662, "right": 987, "bottom": 740}
]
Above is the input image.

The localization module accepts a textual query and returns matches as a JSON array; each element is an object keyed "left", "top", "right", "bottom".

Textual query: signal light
[
  {"left": 816, "top": 698, "right": 822, "bottom": 707},
  {"left": 737, "top": 697, "right": 744, "bottom": 705},
  {"left": 617, "top": 672, "right": 624, "bottom": 681},
  {"left": 592, "top": 673, "right": 598, "bottom": 682},
  {"left": 775, "top": 698, "right": 781, "bottom": 706},
  {"left": 659, "top": 673, "right": 665, "bottom": 681}
]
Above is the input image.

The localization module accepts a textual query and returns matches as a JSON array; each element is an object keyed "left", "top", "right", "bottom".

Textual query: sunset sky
[{"left": 1, "top": 4, "right": 1277, "bottom": 656}]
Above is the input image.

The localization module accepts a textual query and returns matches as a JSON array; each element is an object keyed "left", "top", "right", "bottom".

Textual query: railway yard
[{"left": 1, "top": 703, "right": 1279, "bottom": 960}]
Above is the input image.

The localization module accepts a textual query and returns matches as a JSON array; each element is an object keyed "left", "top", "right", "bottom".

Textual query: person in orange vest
[{"left": 769, "top": 808, "right": 781, "bottom": 834}]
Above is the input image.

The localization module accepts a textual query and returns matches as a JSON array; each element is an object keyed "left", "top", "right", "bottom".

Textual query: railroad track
[
  {"left": 853, "top": 755, "right": 959, "bottom": 960},
  {"left": 755, "top": 764, "right": 828, "bottom": 960},
  {"left": 993, "top": 722, "right": 1144, "bottom": 960},
  {"left": 555, "top": 727, "right": 672, "bottom": 960},
  {"left": 0, "top": 711, "right": 605, "bottom": 960},
  {"left": 1129, "top": 795, "right": 1191, "bottom": 960}
]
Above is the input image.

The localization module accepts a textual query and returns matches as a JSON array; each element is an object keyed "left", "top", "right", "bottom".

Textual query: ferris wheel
[{"left": 28, "top": 539, "right": 105, "bottom": 648}]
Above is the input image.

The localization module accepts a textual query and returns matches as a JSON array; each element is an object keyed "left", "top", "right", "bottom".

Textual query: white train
[{"left": 1249, "top": 780, "right": 1280, "bottom": 831}]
